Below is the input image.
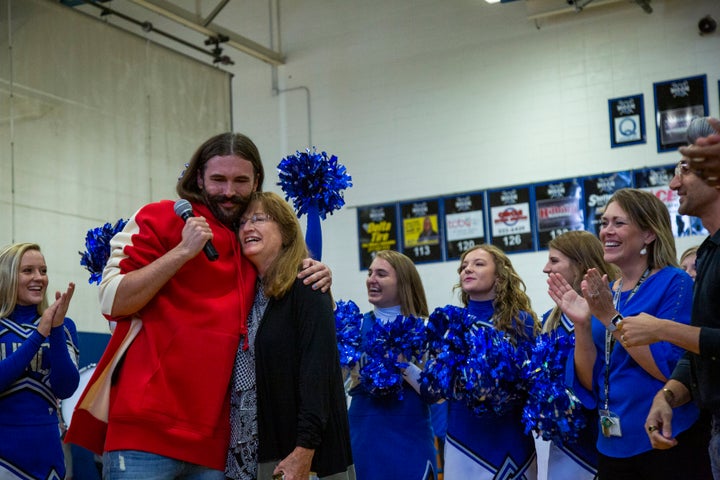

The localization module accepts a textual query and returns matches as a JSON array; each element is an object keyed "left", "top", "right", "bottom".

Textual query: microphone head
[
  {"left": 174, "top": 199, "right": 193, "bottom": 219},
  {"left": 686, "top": 117, "right": 715, "bottom": 144}
]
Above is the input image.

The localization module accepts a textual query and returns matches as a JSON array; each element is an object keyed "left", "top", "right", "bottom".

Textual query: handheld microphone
[
  {"left": 173, "top": 199, "right": 219, "bottom": 261},
  {"left": 686, "top": 117, "right": 715, "bottom": 144}
]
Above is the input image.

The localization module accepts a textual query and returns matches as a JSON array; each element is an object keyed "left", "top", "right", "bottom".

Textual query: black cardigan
[
  {"left": 255, "top": 278, "right": 353, "bottom": 476},
  {"left": 671, "top": 230, "right": 720, "bottom": 412}
]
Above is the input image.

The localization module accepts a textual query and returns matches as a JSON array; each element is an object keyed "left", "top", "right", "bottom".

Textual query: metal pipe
[
  {"left": 73, "top": 0, "right": 233, "bottom": 64},
  {"left": 128, "top": 0, "right": 284, "bottom": 65}
]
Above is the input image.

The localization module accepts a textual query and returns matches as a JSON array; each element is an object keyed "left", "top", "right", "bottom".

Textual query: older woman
[
  {"left": 226, "top": 192, "right": 354, "bottom": 480},
  {"left": 548, "top": 188, "right": 710, "bottom": 479},
  {"left": 0, "top": 243, "right": 78, "bottom": 479},
  {"left": 541, "top": 230, "right": 618, "bottom": 479}
]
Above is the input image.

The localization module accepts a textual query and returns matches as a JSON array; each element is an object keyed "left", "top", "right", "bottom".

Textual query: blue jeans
[
  {"left": 103, "top": 451, "right": 226, "bottom": 480},
  {"left": 711, "top": 414, "right": 720, "bottom": 480}
]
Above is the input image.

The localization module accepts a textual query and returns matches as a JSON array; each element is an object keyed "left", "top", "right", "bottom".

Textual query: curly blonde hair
[{"left": 454, "top": 244, "right": 539, "bottom": 341}]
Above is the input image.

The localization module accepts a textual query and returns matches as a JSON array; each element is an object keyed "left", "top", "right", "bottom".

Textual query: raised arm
[
  {"left": 620, "top": 313, "right": 701, "bottom": 354},
  {"left": 100, "top": 216, "right": 211, "bottom": 317},
  {"left": 680, "top": 117, "right": 720, "bottom": 189}
]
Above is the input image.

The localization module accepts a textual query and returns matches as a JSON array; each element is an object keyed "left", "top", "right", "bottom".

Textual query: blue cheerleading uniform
[
  {"left": 443, "top": 299, "right": 537, "bottom": 480},
  {"left": 0, "top": 304, "right": 80, "bottom": 480},
  {"left": 540, "top": 310, "right": 598, "bottom": 480},
  {"left": 348, "top": 310, "right": 437, "bottom": 480}
]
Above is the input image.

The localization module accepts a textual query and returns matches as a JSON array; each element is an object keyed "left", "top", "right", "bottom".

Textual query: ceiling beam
[
  {"left": 129, "top": 0, "right": 285, "bottom": 66},
  {"left": 526, "top": 0, "right": 626, "bottom": 21}
]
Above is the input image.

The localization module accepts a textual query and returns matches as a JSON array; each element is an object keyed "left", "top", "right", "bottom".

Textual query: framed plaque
[
  {"left": 609, "top": 94, "right": 646, "bottom": 148},
  {"left": 653, "top": 75, "right": 708, "bottom": 152}
]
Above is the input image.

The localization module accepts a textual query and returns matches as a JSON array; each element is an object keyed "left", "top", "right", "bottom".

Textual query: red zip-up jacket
[{"left": 66, "top": 200, "right": 256, "bottom": 470}]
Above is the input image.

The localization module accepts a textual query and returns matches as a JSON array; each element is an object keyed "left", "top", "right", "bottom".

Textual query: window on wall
[{"left": 0, "top": 0, "right": 232, "bottom": 332}]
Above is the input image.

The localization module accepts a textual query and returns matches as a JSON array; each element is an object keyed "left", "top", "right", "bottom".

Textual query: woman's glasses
[{"left": 239, "top": 213, "right": 272, "bottom": 228}]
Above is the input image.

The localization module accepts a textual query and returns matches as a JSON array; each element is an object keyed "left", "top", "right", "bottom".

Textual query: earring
[{"left": 640, "top": 245, "right": 647, "bottom": 255}]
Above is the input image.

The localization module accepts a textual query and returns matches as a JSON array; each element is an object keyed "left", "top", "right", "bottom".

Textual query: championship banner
[
  {"left": 357, "top": 204, "right": 399, "bottom": 270},
  {"left": 608, "top": 94, "right": 645, "bottom": 148},
  {"left": 634, "top": 166, "right": 707, "bottom": 238},
  {"left": 533, "top": 180, "right": 584, "bottom": 250},
  {"left": 653, "top": 74, "right": 708, "bottom": 152},
  {"left": 583, "top": 171, "right": 632, "bottom": 236},
  {"left": 444, "top": 192, "right": 487, "bottom": 260},
  {"left": 488, "top": 186, "right": 534, "bottom": 253},
  {"left": 400, "top": 199, "right": 443, "bottom": 264}
]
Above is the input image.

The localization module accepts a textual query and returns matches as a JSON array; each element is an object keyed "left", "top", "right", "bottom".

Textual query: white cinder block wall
[
  {"left": 224, "top": 0, "right": 720, "bottom": 317},
  {"left": 48, "top": 0, "right": 719, "bottom": 332}
]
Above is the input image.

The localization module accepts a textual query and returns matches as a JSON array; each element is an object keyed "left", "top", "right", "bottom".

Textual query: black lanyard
[{"left": 602, "top": 268, "right": 651, "bottom": 411}]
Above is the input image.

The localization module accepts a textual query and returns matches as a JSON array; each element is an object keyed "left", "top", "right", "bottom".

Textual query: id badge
[{"left": 599, "top": 409, "right": 622, "bottom": 437}]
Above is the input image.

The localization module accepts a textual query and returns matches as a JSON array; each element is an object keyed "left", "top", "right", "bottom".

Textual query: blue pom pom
[
  {"left": 521, "top": 333, "right": 587, "bottom": 445},
  {"left": 334, "top": 300, "right": 363, "bottom": 368},
  {"left": 277, "top": 147, "right": 353, "bottom": 219},
  {"left": 360, "top": 314, "right": 428, "bottom": 399},
  {"left": 422, "top": 305, "right": 529, "bottom": 416},
  {"left": 421, "top": 305, "right": 475, "bottom": 399},
  {"left": 460, "top": 324, "right": 525, "bottom": 416},
  {"left": 78, "top": 218, "right": 128, "bottom": 285}
]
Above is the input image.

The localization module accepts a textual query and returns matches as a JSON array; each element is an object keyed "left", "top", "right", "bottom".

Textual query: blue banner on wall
[
  {"left": 443, "top": 192, "right": 487, "bottom": 260},
  {"left": 488, "top": 186, "right": 535, "bottom": 253},
  {"left": 583, "top": 171, "right": 633, "bottom": 235},
  {"left": 357, "top": 203, "right": 400, "bottom": 270},
  {"left": 400, "top": 198, "right": 444, "bottom": 264},
  {"left": 533, "top": 179, "right": 585, "bottom": 250}
]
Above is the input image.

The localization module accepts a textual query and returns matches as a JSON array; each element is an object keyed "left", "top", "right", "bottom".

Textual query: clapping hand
[
  {"left": 547, "top": 272, "right": 590, "bottom": 327},
  {"left": 37, "top": 282, "right": 75, "bottom": 337}
]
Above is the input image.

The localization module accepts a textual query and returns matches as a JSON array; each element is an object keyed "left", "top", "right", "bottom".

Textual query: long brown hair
[
  {"left": 544, "top": 231, "right": 618, "bottom": 332},
  {"left": 371, "top": 250, "right": 428, "bottom": 317},
  {"left": 0, "top": 243, "right": 49, "bottom": 318},
  {"left": 606, "top": 188, "right": 678, "bottom": 270},
  {"left": 245, "top": 192, "right": 308, "bottom": 299},
  {"left": 177, "top": 132, "right": 265, "bottom": 203},
  {"left": 455, "top": 244, "right": 539, "bottom": 340}
]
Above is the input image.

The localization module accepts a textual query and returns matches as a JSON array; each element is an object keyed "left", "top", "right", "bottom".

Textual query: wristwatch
[{"left": 606, "top": 313, "right": 623, "bottom": 332}]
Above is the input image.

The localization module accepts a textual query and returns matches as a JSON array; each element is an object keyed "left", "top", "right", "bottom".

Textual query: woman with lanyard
[
  {"left": 548, "top": 188, "right": 711, "bottom": 479},
  {"left": 541, "top": 230, "right": 618, "bottom": 479}
]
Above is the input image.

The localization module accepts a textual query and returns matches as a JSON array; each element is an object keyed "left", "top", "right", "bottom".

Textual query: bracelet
[{"left": 662, "top": 387, "right": 676, "bottom": 406}]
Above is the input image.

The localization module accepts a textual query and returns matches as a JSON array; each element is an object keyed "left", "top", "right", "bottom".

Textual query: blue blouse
[{"left": 571, "top": 266, "right": 699, "bottom": 458}]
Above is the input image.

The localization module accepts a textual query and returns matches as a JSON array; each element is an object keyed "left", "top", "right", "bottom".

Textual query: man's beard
[{"left": 203, "top": 191, "right": 252, "bottom": 229}]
